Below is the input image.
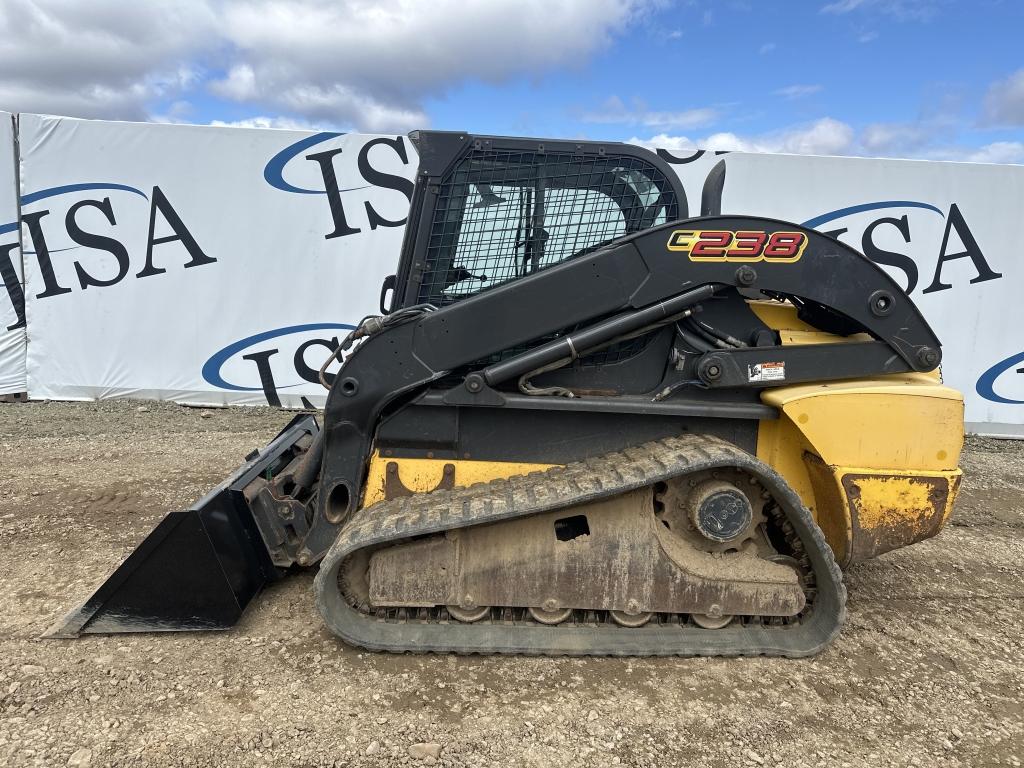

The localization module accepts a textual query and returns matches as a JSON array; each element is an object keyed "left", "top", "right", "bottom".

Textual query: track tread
[{"left": 314, "top": 434, "right": 846, "bottom": 657}]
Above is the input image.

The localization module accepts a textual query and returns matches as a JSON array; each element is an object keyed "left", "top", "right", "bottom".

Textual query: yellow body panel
[
  {"left": 362, "top": 453, "right": 557, "bottom": 508},
  {"left": 747, "top": 300, "right": 819, "bottom": 332},
  {"left": 756, "top": 376, "right": 964, "bottom": 566}
]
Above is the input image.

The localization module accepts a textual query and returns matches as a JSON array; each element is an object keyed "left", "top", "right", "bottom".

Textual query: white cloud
[
  {"left": 821, "top": 0, "right": 866, "bottom": 11},
  {"left": 582, "top": 96, "right": 718, "bottom": 130},
  {"left": 859, "top": 100, "right": 960, "bottom": 155},
  {"left": 774, "top": 84, "right": 823, "bottom": 100},
  {"left": 212, "top": 0, "right": 655, "bottom": 132},
  {"left": 210, "top": 64, "right": 257, "bottom": 101},
  {"left": 0, "top": 0, "right": 657, "bottom": 132},
  {"left": 982, "top": 69, "right": 1024, "bottom": 127},
  {"left": 629, "top": 117, "right": 857, "bottom": 156},
  {"left": 631, "top": 117, "right": 1024, "bottom": 165},
  {"left": 753, "top": 118, "right": 856, "bottom": 155},
  {"left": 861, "top": 121, "right": 935, "bottom": 154},
  {"left": 274, "top": 84, "right": 427, "bottom": 134},
  {"left": 759, "top": 42, "right": 777, "bottom": 54},
  {"left": 150, "top": 100, "right": 196, "bottom": 123},
  {"left": 963, "top": 141, "right": 1024, "bottom": 165},
  {"left": 208, "top": 115, "right": 330, "bottom": 131},
  {"left": 0, "top": 0, "right": 217, "bottom": 120},
  {"left": 821, "top": 0, "right": 943, "bottom": 20},
  {"left": 896, "top": 141, "right": 1024, "bottom": 165},
  {"left": 629, "top": 134, "right": 696, "bottom": 152}
]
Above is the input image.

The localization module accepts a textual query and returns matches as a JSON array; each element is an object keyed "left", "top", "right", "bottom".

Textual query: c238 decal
[{"left": 667, "top": 229, "right": 808, "bottom": 263}]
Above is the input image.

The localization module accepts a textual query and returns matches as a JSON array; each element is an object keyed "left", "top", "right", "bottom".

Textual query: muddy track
[
  {"left": 318, "top": 434, "right": 844, "bottom": 657},
  {"left": 1, "top": 400, "right": 1021, "bottom": 768}
]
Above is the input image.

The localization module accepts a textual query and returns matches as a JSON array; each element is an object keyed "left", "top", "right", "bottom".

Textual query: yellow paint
[
  {"left": 943, "top": 474, "right": 964, "bottom": 525},
  {"left": 778, "top": 329, "right": 874, "bottom": 345},
  {"left": 362, "top": 453, "right": 558, "bottom": 508},
  {"left": 747, "top": 300, "right": 818, "bottom": 332},
  {"left": 802, "top": 454, "right": 854, "bottom": 564},
  {"left": 849, "top": 474, "right": 938, "bottom": 530},
  {"left": 833, "top": 467, "right": 960, "bottom": 564},
  {"left": 756, "top": 375, "right": 964, "bottom": 566},
  {"left": 750, "top": 300, "right": 874, "bottom": 346},
  {"left": 748, "top": 299, "right": 942, "bottom": 381}
]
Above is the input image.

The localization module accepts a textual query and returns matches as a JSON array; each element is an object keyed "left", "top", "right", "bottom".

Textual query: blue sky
[
  {"left": 423, "top": 0, "right": 1024, "bottom": 158},
  {"left": 2, "top": 0, "right": 1022, "bottom": 162}
]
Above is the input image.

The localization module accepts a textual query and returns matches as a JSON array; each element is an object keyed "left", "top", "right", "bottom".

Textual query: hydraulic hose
[
  {"left": 318, "top": 304, "right": 437, "bottom": 389},
  {"left": 483, "top": 285, "right": 716, "bottom": 387}
]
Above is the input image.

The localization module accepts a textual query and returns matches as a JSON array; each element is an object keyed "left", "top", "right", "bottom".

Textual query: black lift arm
[{"left": 307, "top": 215, "right": 941, "bottom": 567}]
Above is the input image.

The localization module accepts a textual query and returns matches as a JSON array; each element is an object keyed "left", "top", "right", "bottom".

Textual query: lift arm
[{"left": 307, "top": 215, "right": 940, "bottom": 567}]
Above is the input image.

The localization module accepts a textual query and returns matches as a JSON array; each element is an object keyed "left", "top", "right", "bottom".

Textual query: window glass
[{"left": 419, "top": 150, "right": 678, "bottom": 305}]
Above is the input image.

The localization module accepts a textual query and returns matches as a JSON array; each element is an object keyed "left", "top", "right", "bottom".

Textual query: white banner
[
  {"left": 662, "top": 149, "right": 1023, "bottom": 436},
  {"left": 19, "top": 114, "right": 415, "bottom": 407},
  {"left": 11, "top": 114, "right": 1024, "bottom": 435},
  {"left": 0, "top": 111, "right": 26, "bottom": 394}
]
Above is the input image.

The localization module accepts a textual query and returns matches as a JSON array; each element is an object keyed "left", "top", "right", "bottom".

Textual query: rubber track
[{"left": 314, "top": 434, "right": 846, "bottom": 657}]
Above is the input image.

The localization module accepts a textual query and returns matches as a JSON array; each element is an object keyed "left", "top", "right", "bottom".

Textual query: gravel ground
[{"left": 0, "top": 400, "right": 1021, "bottom": 768}]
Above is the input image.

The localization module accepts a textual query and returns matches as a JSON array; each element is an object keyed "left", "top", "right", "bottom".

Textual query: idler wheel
[{"left": 686, "top": 480, "right": 754, "bottom": 543}]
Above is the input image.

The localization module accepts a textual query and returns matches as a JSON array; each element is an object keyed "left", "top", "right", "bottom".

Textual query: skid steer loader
[{"left": 50, "top": 132, "right": 964, "bottom": 657}]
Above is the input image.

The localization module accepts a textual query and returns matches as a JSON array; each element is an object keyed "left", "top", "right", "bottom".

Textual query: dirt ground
[{"left": 0, "top": 400, "right": 1021, "bottom": 768}]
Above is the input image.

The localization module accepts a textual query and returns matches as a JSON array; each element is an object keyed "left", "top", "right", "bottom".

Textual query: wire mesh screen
[{"left": 417, "top": 148, "right": 679, "bottom": 306}]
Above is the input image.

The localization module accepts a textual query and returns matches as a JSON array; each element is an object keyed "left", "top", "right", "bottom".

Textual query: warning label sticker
[{"left": 748, "top": 361, "right": 786, "bottom": 383}]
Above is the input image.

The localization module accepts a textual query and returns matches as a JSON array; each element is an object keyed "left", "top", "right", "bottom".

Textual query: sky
[{"left": 1, "top": 0, "right": 1022, "bottom": 163}]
